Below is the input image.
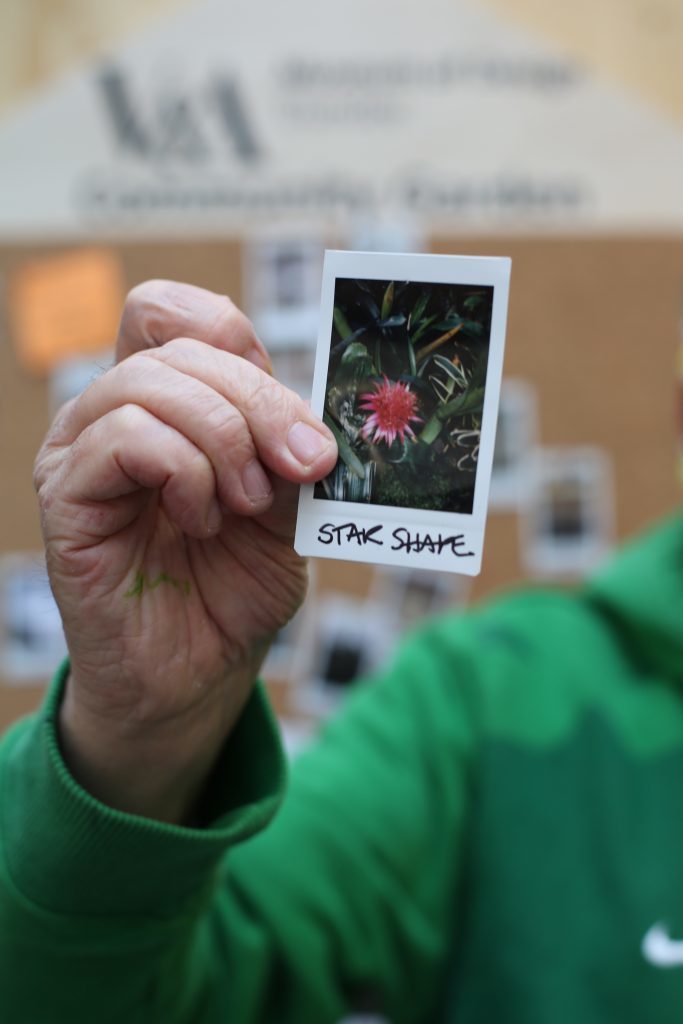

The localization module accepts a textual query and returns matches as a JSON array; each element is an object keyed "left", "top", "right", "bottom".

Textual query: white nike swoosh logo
[{"left": 642, "top": 923, "right": 683, "bottom": 968}]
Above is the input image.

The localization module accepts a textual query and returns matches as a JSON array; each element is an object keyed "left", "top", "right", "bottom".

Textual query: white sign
[{"left": 1, "top": 0, "right": 683, "bottom": 237}]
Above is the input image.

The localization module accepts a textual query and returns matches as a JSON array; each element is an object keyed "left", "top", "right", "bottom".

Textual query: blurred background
[{"left": 0, "top": 0, "right": 681, "bottom": 750}]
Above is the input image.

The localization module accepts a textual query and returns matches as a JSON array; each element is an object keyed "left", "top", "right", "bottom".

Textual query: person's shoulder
[
  {"left": 401, "top": 585, "right": 626, "bottom": 745},
  {"left": 376, "top": 513, "right": 683, "bottom": 747},
  {"left": 419, "top": 585, "right": 595, "bottom": 665}
]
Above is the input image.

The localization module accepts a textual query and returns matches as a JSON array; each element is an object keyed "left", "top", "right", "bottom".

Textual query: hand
[{"left": 33, "top": 281, "right": 337, "bottom": 823}]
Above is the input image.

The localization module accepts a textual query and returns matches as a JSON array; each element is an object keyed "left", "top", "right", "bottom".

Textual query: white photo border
[{"left": 295, "top": 250, "right": 511, "bottom": 576}]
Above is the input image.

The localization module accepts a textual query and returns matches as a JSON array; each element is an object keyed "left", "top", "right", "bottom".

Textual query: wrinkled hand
[{"left": 34, "top": 281, "right": 337, "bottom": 822}]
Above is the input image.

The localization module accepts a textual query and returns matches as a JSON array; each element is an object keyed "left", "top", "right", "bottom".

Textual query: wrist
[{"left": 58, "top": 663, "right": 256, "bottom": 825}]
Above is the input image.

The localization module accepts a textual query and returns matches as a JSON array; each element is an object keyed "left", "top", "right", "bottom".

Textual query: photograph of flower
[{"left": 313, "top": 276, "right": 494, "bottom": 513}]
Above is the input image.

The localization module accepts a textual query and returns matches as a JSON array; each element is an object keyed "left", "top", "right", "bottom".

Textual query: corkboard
[{"left": 0, "top": 235, "right": 681, "bottom": 730}]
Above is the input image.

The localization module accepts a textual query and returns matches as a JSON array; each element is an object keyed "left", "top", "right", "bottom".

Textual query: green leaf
[
  {"left": 463, "top": 294, "right": 483, "bottom": 312},
  {"left": 323, "top": 413, "right": 366, "bottom": 478},
  {"left": 433, "top": 316, "right": 464, "bottom": 331},
  {"left": 432, "top": 354, "right": 466, "bottom": 384},
  {"left": 377, "top": 314, "right": 406, "bottom": 329},
  {"left": 341, "top": 341, "right": 370, "bottom": 364},
  {"left": 410, "top": 313, "right": 437, "bottom": 346},
  {"left": 381, "top": 281, "right": 395, "bottom": 320},
  {"left": 407, "top": 335, "right": 417, "bottom": 376},
  {"left": 437, "top": 386, "right": 485, "bottom": 422},
  {"left": 333, "top": 307, "right": 354, "bottom": 340},
  {"left": 411, "top": 291, "right": 429, "bottom": 326},
  {"left": 419, "top": 414, "right": 444, "bottom": 444},
  {"left": 430, "top": 375, "right": 455, "bottom": 404},
  {"left": 358, "top": 291, "right": 380, "bottom": 320},
  {"left": 330, "top": 325, "right": 368, "bottom": 357},
  {"left": 468, "top": 350, "right": 489, "bottom": 388},
  {"left": 338, "top": 341, "right": 375, "bottom": 380}
]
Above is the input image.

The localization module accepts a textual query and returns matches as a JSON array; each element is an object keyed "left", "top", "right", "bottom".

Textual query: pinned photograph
[
  {"left": 295, "top": 250, "right": 511, "bottom": 575},
  {"left": 369, "top": 565, "right": 469, "bottom": 631},
  {"left": 489, "top": 378, "right": 539, "bottom": 509},
  {"left": 521, "top": 447, "right": 615, "bottom": 577},
  {"left": 0, "top": 554, "right": 67, "bottom": 683},
  {"left": 244, "top": 237, "right": 324, "bottom": 350},
  {"left": 293, "top": 595, "right": 395, "bottom": 720},
  {"left": 49, "top": 348, "right": 113, "bottom": 418}
]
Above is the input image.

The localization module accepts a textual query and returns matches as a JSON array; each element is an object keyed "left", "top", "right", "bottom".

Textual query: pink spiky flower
[{"left": 359, "top": 376, "right": 423, "bottom": 446}]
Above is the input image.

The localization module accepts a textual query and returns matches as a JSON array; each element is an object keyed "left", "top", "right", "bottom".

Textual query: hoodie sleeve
[{"left": 0, "top": 618, "right": 481, "bottom": 1024}]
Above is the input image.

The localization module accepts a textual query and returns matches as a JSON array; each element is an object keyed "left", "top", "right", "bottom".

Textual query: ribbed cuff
[{"left": 1, "top": 661, "right": 287, "bottom": 917}]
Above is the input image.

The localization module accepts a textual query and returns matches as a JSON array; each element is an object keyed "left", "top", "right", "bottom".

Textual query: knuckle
[
  {"left": 204, "top": 400, "right": 252, "bottom": 456},
  {"left": 115, "top": 402, "right": 149, "bottom": 435},
  {"left": 121, "top": 279, "right": 167, "bottom": 321},
  {"left": 33, "top": 408, "right": 75, "bottom": 493},
  {"left": 32, "top": 448, "right": 49, "bottom": 494},
  {"left": 166, "top": 335, "right": 200, "bottom": 358},
  {"left": 36, "top": 478, "right": 56, "bottom": 525},
  {"left": 240, "top": 372, "right": 281, "bottom": 416},
  {"left": 145, "top": 335, "right": 200, "bottom": 364},
  {"left": 119, "top": 280, "right": 176, "bottom": 345},
  {"left": 208, "top": 296, "right": 255, "bottom": 348},
  {"left": 214, "top": 292, "right": 237, "bottom": 317},
  {"left": 42, "top": 396, "right": 79, "bottom": 446},
  {"left": 119, "top": 349, "right": 161, "bottom": 383},
  {"left": 33, "top": 454, "right": 60, "bottom": 518},
  {"left": 222, "top": 298, "right": 249, "bottom": 333}
]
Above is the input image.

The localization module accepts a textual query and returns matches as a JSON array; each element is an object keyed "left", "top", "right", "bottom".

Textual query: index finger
[{"left": 116, "top": 279, "right": 272, "bottom": 373}]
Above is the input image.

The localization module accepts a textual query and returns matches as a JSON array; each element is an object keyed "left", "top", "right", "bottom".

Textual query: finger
[
  {"left": 54, "top": 340, "right": 337, "bottom": 510},
  {"left": 46, "top": 405, "right": 223, "bottom": 543},
  {"left": 117, "top": 280, "right": 272, "bottom": 374},
  {"left": 34, "top": 395, "right": 81, "bottom": 492},
  {"left": 59, "top": 354, "right": 275, "bottom": 517},
  {"left": 145, "top": 339, "right": 337, "bottom": 481}
]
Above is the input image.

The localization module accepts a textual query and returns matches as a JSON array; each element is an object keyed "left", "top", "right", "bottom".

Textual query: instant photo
[
  {"left": 0, "top": 554, "right": 67, "bottom": 682},
  {"left": 369, "top": 565, "right": 468, "bottom": 630},
  {"left": 295, "top": 251, "right": 511, "bottom": 575},
  {"left": 293, "top": 595, "right": 395, "bottom": 720},
  {"left": 244, "top": 238, "right": 323, "bottom": 350},
  {"left": 489, "top": 378, "right": 539, "bottom": 509},
  {"left": 521, "top": 447, "right": 615, "bottom": 578}
]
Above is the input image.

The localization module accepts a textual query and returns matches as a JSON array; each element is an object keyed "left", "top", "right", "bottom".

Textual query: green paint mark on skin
[
  {"left": 123, "top": 571, "right": 145, "bottom": 599},
  {"left": 148, "top": 572, "right": 169, "bottom": 590},
  {"left": 124, "top": 570, "right": 191, "bottom": 599}
]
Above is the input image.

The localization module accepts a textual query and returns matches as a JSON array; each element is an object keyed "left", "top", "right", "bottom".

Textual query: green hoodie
[{"left": 0, "top": 514, "right": 682, "bottom": 1023}]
